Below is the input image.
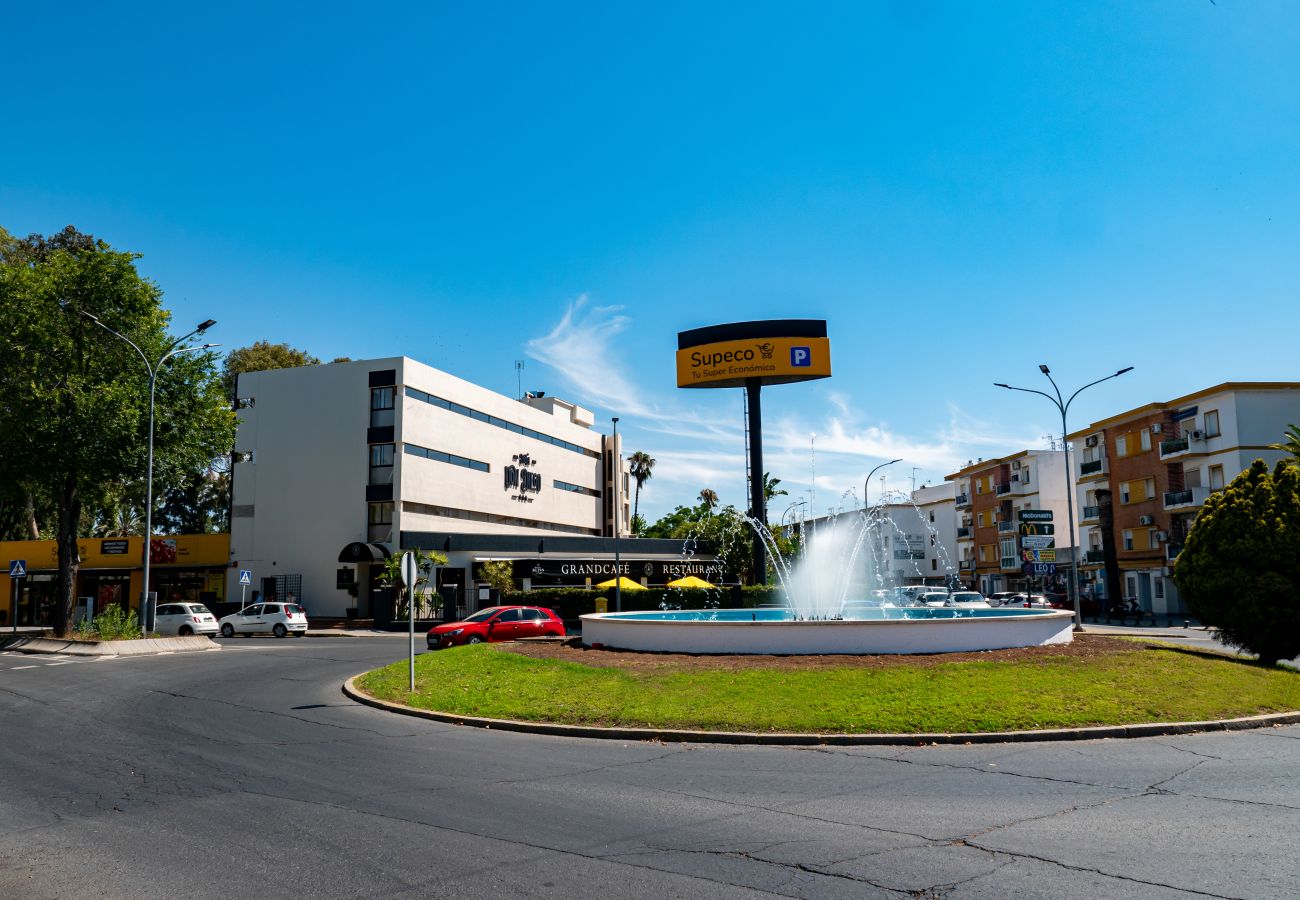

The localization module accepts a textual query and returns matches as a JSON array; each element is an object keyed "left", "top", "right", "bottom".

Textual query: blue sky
[{"left": 4, "top": 2, "right": 1298, "bottom": 522}]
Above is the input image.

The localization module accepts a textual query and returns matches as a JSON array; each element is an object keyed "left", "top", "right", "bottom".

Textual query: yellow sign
[
  {"left": 676, "top": 336, "right": 832, "bottom": 389},
  {"left": 0, "top": 534, "right": 231, "bottom": 572}
]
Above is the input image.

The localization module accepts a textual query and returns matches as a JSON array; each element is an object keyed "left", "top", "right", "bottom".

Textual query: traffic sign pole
[
  {"left": 8, "top": 561, "right": 26, "bottom": 633},
  {"left": 401, "top": 552, "right": 418, "bottom": 692}
]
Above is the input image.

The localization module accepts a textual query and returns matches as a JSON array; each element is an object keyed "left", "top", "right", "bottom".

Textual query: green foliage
[
  {"left": 221, "top": 341, "right": 321, "bottom": 396},
  {"left": 627, "top": 450, "right": 655, "bottom": 533},
  {"left": 1174, "top": 459, "right": 1300, "bottom": 664},
  {"left": 479, "top": 560, "right": 515, "bottom": 594},
  {"left": 0, "top": 226, "right": 236, "bottom": 634},
  {"left": 640, "top": 500, "right": 798, "bottom": 585},
  {"left": 1272, "top": 424, "right": 1300, "bottom": 467},
  {"left": 83, "top": 604, "right": 143, "bottom": 641}
]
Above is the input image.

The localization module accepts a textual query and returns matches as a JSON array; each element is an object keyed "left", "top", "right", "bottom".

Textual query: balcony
[
  {"left": 1163, "top": 486, "right": 1210, "bottom": 510},
  {"left": 994, "top": 482, "right": 1011, "bottom": 496},
  {"left": 955, "top": 493, "right": 971, "bottom": 508},
  {"left": 1166, "top": 543, "right": 1183, "bottom": 562},
  {"left": 956, "top": 526, "right": 972, "bottom": 539},
  {"left": 1159, "top": 437, "right": 1191, "bottom": 460},
  {"left": 1078, "top": 457, "right": 1108, "bottom": 478},
  {"left": 959, "top": 559, "right": 976, "bottom": 572},
  {"left": 1084, "top": 549, "right": 1106, "bottom": 564},
  {"left": 997, "top": 520, "right": 1017, "bottom": 533},
  {"left": 1080, "top": 505, "right": 1101, "bottom": 522}
]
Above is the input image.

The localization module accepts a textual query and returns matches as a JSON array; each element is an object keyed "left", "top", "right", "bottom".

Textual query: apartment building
[
  {"left": 946, "top": 450, "right": 1077, "bottom": 596},
  {"left": 874, "top": 482, "right": 959, "bottom": 587},
  {"left": 1068, "top": 382, "right": 1300, "bottom": 616}
]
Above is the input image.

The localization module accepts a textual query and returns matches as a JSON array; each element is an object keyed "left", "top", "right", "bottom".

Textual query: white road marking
[
  {"left": 44, "top": 662, "right": 70, "bottom": 666},
  {"left": 11, "top": 665, "right": 38, "bottom": 670}
]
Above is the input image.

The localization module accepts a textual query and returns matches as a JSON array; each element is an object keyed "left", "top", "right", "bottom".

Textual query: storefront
[{"left": 1, "top": 534, "right": 231, "bottom": 627}]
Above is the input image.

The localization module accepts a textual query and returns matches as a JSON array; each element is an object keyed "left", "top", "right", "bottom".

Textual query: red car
[{"left": 426, "top": 605, "right": 566, "bottom": 649}]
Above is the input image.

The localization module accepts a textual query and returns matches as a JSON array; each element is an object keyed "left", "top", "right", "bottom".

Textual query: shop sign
[
  {"left": 1020, "top": 535, "right": 1055, "bottom": 550},
  {"left": 498, "top": 558, "right": 733, "bottom": 584},
  {"left": 1021, "top": 549, "right": 1056, "bottom": 563},
  {"left": 504, "top": 452, "right": 542, "bottom": 503},
  {"left": 1018, "top": 522, "right": 1054, "bottom": 536},
  {"left": 1018, "top": 510, "right": 1054, "bottom": 522},
  {"left": 100, "top": 539, "right": 129, "bottom": 555},
  {"left": 676, "top": 320, "right": 831, "bottom": 389},
  {"left": 1023, "top": 562, "right": 1056, "bottom": 576}
]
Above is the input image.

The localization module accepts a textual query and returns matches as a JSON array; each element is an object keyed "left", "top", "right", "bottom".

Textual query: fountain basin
[{"left": 580, "top": 608, "right": 1074, "bottom": 655}]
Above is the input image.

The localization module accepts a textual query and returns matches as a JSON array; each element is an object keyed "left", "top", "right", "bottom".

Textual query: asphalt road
[{"left": 2, "top": 636, "right": 1298, "bottom": 899}]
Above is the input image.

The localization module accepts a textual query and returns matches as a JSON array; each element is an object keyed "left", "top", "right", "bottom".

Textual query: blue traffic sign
[
  {"left": 8, "top": 560, "right": 26, "bottom": 578},
  {"left": 238, "top": 569, "right": 252, "bottom": 585}
]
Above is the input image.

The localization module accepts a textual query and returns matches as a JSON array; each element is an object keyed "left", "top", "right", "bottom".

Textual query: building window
[
  {"left": 404, "top": 386, "right": 600, "bottom": 459},
  {"left": 401, "top": 501, "right": 600, "bottom": 536},
  {"left": 367, "top": 501, "right": 393, "bottom": 542},
  {"left": 1154, "top": 578, "right": 1165, "bottom": 600},
  {"left": 1140, "top": 428, "right": 1152, "bottom": 452},
  {"left": 1203, "top": 410, "right": 1220, "bottom": 437},
  {"left": 975, "top": 478, "right": 984, "bottom": 494},
  {"left": 554, "top": 480, "right": 600, "bottom": 498},
  {"left": 977, "top": 512, "right": 985, "bottom": 527},
  {"left": 929, "top": 510, "right": 935, "bottom": 523},
  {"left": 999, "top": 538, "right": 1016, "bottom": 569},
  {"left": 370, "top": 387, "right": 395, "bottom": 427},
  {"left": 403, "top": 442, "right": 490, "bottom": 473},
  {"left": 1022, "top": 469, "right": 1031, "bottom": 484},
  {"left": 1120, "top": 482, "right": 1131, "bottom": 504},
  {"left": 1115, "top": 435, "right": 1128, "bottom": 457},
  {"left": 1147, "top": 528, "right": 1159, "bottom": 550},
  {"left": 369, "top": 443, "right": 395, "bottom": 485},
  {"left": 978, "top": 545, "right": 988, "bottom": 562},
  {"left": 1122, "top": 529, "right": 1134, "bottom": 551},
  {"left": 930, "top": 534, "right": 937, "bottom": 546},
  {"left": 1209, "top": 464, "right": 1225, "bottom": 491},
  {"left": 931, "top": 558, "right": 937, "bottom": 571}
]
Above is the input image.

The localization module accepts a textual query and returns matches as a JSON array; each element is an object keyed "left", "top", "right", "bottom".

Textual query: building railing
[
  {"left": 1085, "top": 549, "right": 1106, "bottom": 564},
  {"left": 959, "top": 559, "right": 976, "bottom": 571},
  {"left": 1166, "top": 543, "right": 1183, "bottom": 561},
  {"left": 955, "top": 493, "right": 971, "bottom": 507},
  {"left": 1159, "top": 437, "right": 1190, "bottom": 458},
  {"left": 994, "top": 483, "right": 1011, "bottom": 496},
  {"left": 956, "top": 526, "right": 972, "bottom": 539},
  {"left": 1081, "top": 505, "right": 1101, "bottom": 520},
  {"left": 1079, "top": 458, "right": 1107, "bottom": 477},
  {"left": 1163, "top": 486, "right": 1209, "bottom": 510},
  {"left": 997, "top": 520, "right": 1017, "bottom": 533}
]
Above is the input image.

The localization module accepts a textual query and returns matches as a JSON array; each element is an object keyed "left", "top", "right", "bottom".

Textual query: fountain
[{"left": 581, "top": 501, "right": 1074, "bottom": 655}]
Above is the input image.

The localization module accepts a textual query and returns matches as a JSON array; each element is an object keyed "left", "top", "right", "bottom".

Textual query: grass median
[{"left": 354, "top": 638, "right": 1300, "bottom": 734}]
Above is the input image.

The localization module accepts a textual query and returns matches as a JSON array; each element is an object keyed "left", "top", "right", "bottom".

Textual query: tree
[
  {"left": 1272, "top": 424, "right": 1300, "bottom": 467},
  {"left": 627, "top": 451, "right": 656, "bottom": 534},
  {"left": 0, "top": 227, "right": 235, "bottom": 635},
  {"left": 479, "top": 560, "right": 515, "bottom": 594},
  {"left": 762, "top": 472, "right": 787, "bottom": 514},
  {"left": 1173, "top": 459, "right": 1300, "bottom": 665},
  {"left": 379, "top": 549, "right": 449, "bottom": 618},
  {"left": 221, "top": 341, "right": 321, "bottom": 397},
  {"left": 698, "top": 488, "right": 719, "bottom": 511}
]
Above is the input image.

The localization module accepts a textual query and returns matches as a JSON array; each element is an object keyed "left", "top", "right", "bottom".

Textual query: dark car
[{"left": 427, "top": 605, "right": 565, "bottom": 650}]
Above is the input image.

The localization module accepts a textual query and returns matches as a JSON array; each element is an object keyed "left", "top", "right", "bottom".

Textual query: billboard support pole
[{"left": 746, "top": 378, "right": 766, "bottom": 586}]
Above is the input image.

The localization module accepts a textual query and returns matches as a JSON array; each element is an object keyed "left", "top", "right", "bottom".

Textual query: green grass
[{"left": 355, "top": 644, "right": 1300, "bottom": 734}]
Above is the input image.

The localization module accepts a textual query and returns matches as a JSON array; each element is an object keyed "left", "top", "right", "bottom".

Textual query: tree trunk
[
  {"left": 25, "top": 488, "right": 40, "bottom": 540},
  {"left": 633, "top": 484, "right": 641, "bottom": 534},
  {"left": 53, "top": 479, "right": 81, "bottom": 637}
]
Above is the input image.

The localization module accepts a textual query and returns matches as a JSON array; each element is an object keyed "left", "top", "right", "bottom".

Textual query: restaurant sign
[{"left": 489, "top": 558, "right": 734, "bottom": 585}]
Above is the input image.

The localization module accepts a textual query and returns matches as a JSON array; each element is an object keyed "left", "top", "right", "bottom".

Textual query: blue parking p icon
[{"left": 790, "top": 346, "right": 811, "bottom": 367}]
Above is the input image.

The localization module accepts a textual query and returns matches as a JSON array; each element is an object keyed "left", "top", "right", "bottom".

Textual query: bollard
[{"left": 595, "top": 597, "right": 609, "bottom": 614}]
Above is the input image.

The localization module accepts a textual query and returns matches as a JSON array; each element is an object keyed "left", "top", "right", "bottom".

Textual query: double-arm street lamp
[
  {"left": 65, "top": 305, "right": 218, "bottom": 631},
  {"left": 995, "top": 365, "right": 1133, "bottom": 631}
]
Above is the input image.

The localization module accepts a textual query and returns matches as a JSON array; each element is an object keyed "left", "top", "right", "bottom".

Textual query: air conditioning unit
[
  {"left": 1085, "top": 435, "right": 1098, "bottom": 447},
  {"left": 1189, "top": 430, "right": 1205, "bottom": 441},
  {"left": 1150, "top": 423, "right": 1162, "bottom": 434},
  {"left": 1155, "top": 531, "right": 1168, "bottom": 542},
  {"left": 1139, "top": 515, "right": 1154, "bottom": 526}
]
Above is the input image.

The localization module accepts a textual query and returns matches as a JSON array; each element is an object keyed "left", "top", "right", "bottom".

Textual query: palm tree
[
  {"left": 698, "top": 488, "right": 719, "bottom": 511},
  {"left": 762, "top": 472, "right": 787, "bottom": 506},
  {"left": 628, "top": 451, "right": 656, "bottom": 533},
  {"left": 1272, "top": 424, "right": 1300, "bottom": 467}
]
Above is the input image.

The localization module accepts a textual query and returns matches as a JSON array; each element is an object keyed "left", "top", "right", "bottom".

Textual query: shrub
[
  {"left": 1174, "top": 459, "right": 1300, "bottom": 665},
  {"left": 86, "top": 604, "right": 143, "bottom": 641}
]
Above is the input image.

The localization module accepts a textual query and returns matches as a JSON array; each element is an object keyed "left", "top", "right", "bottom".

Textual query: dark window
[
  {"left": 554, "top": 480, "right": 600, "bottom": 497},
  {"left": 370, "top": 387, "right": 395, "bottom": 427},
  {"left": 403, "top": 443, "right": 490, "bottom": 473},
  {"left": 403, "top": 386, "right": 600, "bottom": 459},
  {"left": 496, "top": 608, "right": 523, "bottom": 623}
]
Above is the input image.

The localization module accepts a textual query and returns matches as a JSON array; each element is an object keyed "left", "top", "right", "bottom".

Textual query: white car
[
  {"left": 918, "top": 592, "right": 950, "bottom": 608},
  {"left": 154, "top": 602, "right": 219, "bottom": 637},
  {"left": 218, "top": 602, "right": 309, "bottom": 638},
  {"left": 944, "top": 591, "right": 991, "bottom": 609}
]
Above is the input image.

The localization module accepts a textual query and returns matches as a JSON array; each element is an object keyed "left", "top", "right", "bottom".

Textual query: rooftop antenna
[
  {"left": 1042, "top": 433, "right": 1057, "bottom": 451},
  {"left": 515, "top": 360, "right": 525, "bottom": 399}
]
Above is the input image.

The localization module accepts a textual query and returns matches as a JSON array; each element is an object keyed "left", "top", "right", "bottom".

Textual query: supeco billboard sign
[{"left": 676, "top": 320, "right": 832, "bottom": 389}]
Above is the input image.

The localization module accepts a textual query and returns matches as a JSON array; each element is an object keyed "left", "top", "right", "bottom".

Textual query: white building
[
  {"left": 874, "top": 482, "right": 959, "bottom": 587},
  {"left": 227, "top": 357, "right": 703, "bottom": 620}
]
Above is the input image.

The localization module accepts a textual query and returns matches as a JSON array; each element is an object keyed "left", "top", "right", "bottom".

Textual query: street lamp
[
  {"left": 65, "top": 305, "right": 218, "bottom": 632},
  {"left": 995, "top": 364, "right": 1133, "bottom": 631},
  {"left": 611, "top": 416, "right": 621, "bottom": 613},
  {"left": 864, "top": 459, "right": 902, "bottom": 509}
]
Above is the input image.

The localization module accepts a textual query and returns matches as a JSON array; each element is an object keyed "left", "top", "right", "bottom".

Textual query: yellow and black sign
[
  {"left": 1018, "top": 522, "right": 1055, "bottom": 536},
  {"left": 676, "top": 320, "right": 832, "bottom": 389}
]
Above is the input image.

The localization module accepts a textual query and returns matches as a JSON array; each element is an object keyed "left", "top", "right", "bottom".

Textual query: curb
[
  {"left": 1, "top": 635, "right": 221, "bottom": 657},
  {"left": 341, "top": 676, "right": 1300, "bottom": 745}
]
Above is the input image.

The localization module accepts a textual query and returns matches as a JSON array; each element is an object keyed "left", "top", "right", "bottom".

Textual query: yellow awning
[
  {"left": 666, "top": 575, "right": 715, "bottom": 589},
  {"left": 595, "top": 576, "right": 647, "bottom": 590}
]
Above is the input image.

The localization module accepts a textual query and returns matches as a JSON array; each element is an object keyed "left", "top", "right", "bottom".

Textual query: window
[
  {"left": 1122, "top": 529, "right": 1134, "bottom": 551},
  {"left": 404, "top": 443, "right": 490, "bottom": 473},
  {"left": 554, "top": 480, "right": 600, "bottom": 498},
  {"left": 1147, "top": 528, "right": 1159, "bottom": 550},
  {"left": 1203, "top": 410, "right": 1220, "bottom": 437},
  {"left": 370, "top": 387, "right": 395, "bottom": 427},
  {"left": 929, "top": 511, "right": 935, "bottom": 523},
  {"left": 978, "top": 545, "right": 989, "bottom": 562},
  {"left": 1209, "top": 465, "right": 1225, "bottom": 491},
  {"left": 930, "top": 534, "right": 936, "bottom": 546},
  {"left": 977, "top": 512, "right": 985, "bottom": 527},
  {"left": 1145, "top": 477, "right": 1155, "bottom": 499},
  {"left": 1120, "top": 482, "right": 1131, "bottom": 504},
  {"left": 975, "top": 478, "right": 984, "bottom": 494},
  {"left": 404, "top": 386, "right": 600, "bottom": 459},
  {"left": 1184, "top": 466, "right": 1202, "bottom": 489},
  {"left": 1140, "top": 428, "right": 1152, "bottom": 452},
  {"left": 1154, "top": 578, "right": 1165, "bottom": 600},
  {"left": 368, "top": 501, "right": 393, "bottom": 542},
  {"left": 999, "top": 538, "right": 1016, "bottom": 569},
  {"left": 1115, "top": 435, "right": 1128, "bottom": 457},
  {"left": 496, "top": 608, "right": 523, "bottom": 623},
  {"left": 369, "top": 443, "right": 395, "bottom": 485},
  {"left": 1021, "top": 469, "right": 1030, "bottom": 484}
]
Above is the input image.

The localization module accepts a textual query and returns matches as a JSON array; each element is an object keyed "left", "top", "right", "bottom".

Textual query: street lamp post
[
  {"left": 864, "top": 459, "right": 902, "bottom": 509},
  {"left": 611, "top": 416, "right": 621, "bottom": 613},
  {"left": 67, "top": 306, "right": 217, "bottom": 632},
  {"left": 995, "top": 365, "right": 1133, "bottom": 631}
]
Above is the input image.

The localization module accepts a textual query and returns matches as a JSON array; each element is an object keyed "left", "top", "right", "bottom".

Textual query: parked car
[
  {"left": 154, "top": 602, "right": 219, "bottom": 637},
  {"left": 218, "top": 603, "right": 309, "bottom": 638},
  {"left": 427, "top": 605, "right": 566, "bottom": 650},
  {"left": 987, "top": 592, "right": 1022, "bottom": 607},
  {"left": 944, "top": 592, "right": 991, "bottom": 610},
  {"left": 918, "top": 592, "right": 951, "bottom": 608}
]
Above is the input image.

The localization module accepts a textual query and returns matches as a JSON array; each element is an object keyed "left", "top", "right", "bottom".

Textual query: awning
[{"left": 337, "top": 542, "right": 393, "bottom": 564}]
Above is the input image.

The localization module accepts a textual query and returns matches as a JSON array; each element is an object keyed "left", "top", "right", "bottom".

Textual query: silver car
[{"left": 154, "top": 602, "right": 219, "bottom": 637}]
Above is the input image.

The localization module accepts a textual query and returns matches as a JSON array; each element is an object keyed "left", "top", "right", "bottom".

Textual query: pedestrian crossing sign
[
  {"left": 8, "top": 560, "right": 25, "bottom": 578},
  {"left": 239, "top": 569, "right": 252, "bottom": 585}
]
